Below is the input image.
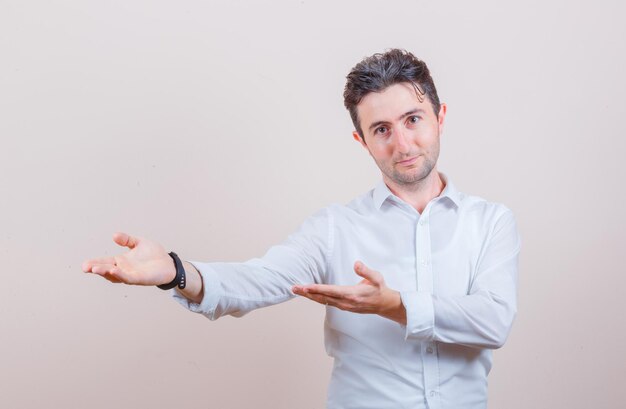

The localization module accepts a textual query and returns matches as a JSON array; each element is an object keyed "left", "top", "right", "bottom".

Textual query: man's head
[
  {"left": 343, "top": 49, "right": 441, "bottom": 140},
  {"left": 343, "top": 49, "right": 447, "bottom": 189}
]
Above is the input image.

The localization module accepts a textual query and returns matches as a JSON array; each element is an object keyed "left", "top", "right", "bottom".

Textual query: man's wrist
[
  {"left": 380, "top": 289, "right": 407, "bottom": 325},
  {"left": 157, "top": 252, "right": 186, "bottom": 290},
  {"left": 176, "top": 261, "right": 204, "bottom": 304}
]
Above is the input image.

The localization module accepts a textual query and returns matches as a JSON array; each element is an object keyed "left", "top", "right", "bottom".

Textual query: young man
[{"left": 83, "top": 49, "right": 520, "bottom": 409}]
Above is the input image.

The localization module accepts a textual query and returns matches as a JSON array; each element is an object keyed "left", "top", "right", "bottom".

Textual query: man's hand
[
  {"left": 82, "top": 232, "right": 176, "bottom": 286},
  {"left": 292, "top": 261, "right": 407, "bottom": 325}
]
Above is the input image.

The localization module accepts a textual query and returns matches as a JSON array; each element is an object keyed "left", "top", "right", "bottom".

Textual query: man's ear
[
  {"left": 353, "top": 131, "right": 367, "bottom": 149},
  {"left": 437, "top": 103, "right": 447, "bottom": 134}
]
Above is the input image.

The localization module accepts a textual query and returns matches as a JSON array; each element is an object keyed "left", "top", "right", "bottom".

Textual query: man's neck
[{"left": 384, "top": 169, "right": 445, "bottom": 214}]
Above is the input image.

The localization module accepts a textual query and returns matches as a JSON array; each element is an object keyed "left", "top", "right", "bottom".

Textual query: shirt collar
[
  {"left": 372, "top": 179, "right": 395, "bottom": 209},
  {"left": 439, "top": 172, "right": 462, "bottom": 208},
  {"left": 372, "top": 172, "right": 462, "bottom": 210}
]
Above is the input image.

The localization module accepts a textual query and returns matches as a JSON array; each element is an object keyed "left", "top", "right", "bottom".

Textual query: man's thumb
[
  {"left": 113, "top": 232, "right": 138, "bottom": 249},
  {"left": 354, "top": 261, "right": 381, "bottom": 283}
]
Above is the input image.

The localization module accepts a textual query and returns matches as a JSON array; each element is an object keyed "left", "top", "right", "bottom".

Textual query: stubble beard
[
  {"left": 390, "top": 155, "right": 435, "bottom": 186},
  {"left": 375, "top": 145, "right": 440, "bottom": 191}
]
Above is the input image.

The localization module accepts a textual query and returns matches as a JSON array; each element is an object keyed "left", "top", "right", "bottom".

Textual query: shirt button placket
[{"left": 417, "top": 210, "right": 440, "bottom": 409}]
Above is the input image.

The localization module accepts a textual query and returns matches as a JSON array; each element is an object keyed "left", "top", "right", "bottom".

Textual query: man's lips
[{"left": 396, "top": 156, "right": 419, "bottom": 166}]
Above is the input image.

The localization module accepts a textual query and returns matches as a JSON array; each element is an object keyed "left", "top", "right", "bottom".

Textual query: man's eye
[
  {"left": 376, "top": 126, "right": 388, "bottom": 134},
  {"left": 408, "top": 115, "right": 419, "bottom": 124}
]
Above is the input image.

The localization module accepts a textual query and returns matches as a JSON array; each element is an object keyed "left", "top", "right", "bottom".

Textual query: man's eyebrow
[{"left": 367, "top": 109, "right": 426, "bottom": 132}]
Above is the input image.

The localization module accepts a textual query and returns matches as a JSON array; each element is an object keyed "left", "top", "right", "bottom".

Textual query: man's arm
[
  {"left": 84, "top": 208, "right": 332, "bottom": 320},
  {"left": 172, "top": 208, "right": 331, "bottom": 320},
  {"left": 294, "top": 210, "right": 520, "bottom": 349},
  {"left": 178, "top": 261, "right": 203, "bottom": 304},
  {"left": 405, "top": 209, "right": 520, "bottom": 349}
]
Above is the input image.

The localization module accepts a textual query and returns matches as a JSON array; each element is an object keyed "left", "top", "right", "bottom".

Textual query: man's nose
[{"left": 393, "top": 127, "right": 411, "bottom": 153}]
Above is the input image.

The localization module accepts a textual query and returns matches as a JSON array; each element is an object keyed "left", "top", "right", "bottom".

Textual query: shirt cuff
[
  {"left": 171, "top": 261, "right": 222, "bottom": 320},
  {"left": 400, "top": 290, "right": 435, "bottom": 341}
]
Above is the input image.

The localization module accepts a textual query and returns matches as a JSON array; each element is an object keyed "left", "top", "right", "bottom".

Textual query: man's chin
[
  {"left": 391, "top": 174, "right": 424, "bottom": 185},
  {"left": 390, "top": 167, "right": 432, "bottom": 185}
]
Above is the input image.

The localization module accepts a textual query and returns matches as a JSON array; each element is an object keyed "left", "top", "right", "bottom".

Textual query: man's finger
[
  {"left": 113, "top": 232, "right": 139, "bottom": 249},
  {"left": 296, "top": 290, "right": 346, "bottom": 309},
  {"left": 298, "top": 284, "right": 352, "bottom": 298},
  {"left": 82, "top": 257, "right": 116, "bottom": 272},
  {"left": 102, "top": 272, "right": 123, "bottom": 283},
  {"left": 91, "top": 264, "right": 118, "bottom": 275},
  {"left": 354, "top": 261, "right": 382, "bottom": 284},
  {"left": 91, "top": 265, "right": 127, "bottom": 283}
]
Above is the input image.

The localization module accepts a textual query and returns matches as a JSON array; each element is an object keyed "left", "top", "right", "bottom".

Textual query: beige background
[{"left": 1, "top": 0, "right": 625, "bottom": 408}]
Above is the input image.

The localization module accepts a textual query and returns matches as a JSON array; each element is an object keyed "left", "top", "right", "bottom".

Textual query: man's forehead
[{"left": 357, "top": 83, "right": 433, "bottom": 122}]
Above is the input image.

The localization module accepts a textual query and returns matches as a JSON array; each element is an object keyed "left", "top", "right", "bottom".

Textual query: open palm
[{"left": 82, "top": 232, "right": 175, "bottom": 286}]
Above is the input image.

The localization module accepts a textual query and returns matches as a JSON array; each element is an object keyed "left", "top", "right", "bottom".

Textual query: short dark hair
[{"left": 343, "top": 49, "right": 441, "bottom": 140}]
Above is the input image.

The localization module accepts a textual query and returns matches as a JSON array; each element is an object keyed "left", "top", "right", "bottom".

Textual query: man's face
[{"left": 353, "top": 82, "right": 447, "bottom": 188}]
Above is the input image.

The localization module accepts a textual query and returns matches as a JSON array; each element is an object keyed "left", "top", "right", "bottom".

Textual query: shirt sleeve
[
  {"left": 401, "top": 208, "right": 521, "bottom": 349},
  {"left": 171, "top": 207, "right": 332, "bottom": 320}
]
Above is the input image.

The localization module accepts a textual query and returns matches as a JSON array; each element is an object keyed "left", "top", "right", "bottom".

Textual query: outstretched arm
[{"left": 83, "top": 208, "right": 332, "bottom": 319}]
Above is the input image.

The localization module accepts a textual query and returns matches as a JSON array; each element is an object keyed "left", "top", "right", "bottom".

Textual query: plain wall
[{"left": 1, "top": 0, "right": 625, "bottom": 408}]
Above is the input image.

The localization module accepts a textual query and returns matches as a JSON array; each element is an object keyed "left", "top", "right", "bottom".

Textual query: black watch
[{"left": 157, "top": 252, "right": 187, "bottom": 290}]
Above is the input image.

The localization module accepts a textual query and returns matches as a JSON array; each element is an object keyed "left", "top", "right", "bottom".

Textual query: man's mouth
[{"left": 396, "top": 156, "right": 419, "bottom": 166}]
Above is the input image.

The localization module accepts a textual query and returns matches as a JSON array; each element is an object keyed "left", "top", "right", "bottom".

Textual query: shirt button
[
  {"left": 419, "top": 219, "right": 428, "bottom": 225},
  {"left": 429, "top": 390, "right": 437, "bottom": 397},
  {"left": 426, "top": 347, "right": 433, "bottom": 354}
]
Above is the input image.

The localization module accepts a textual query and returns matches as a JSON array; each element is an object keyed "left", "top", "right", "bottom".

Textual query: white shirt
[{"left": 173, "top": 173, "right": 521, "bottom": 409}]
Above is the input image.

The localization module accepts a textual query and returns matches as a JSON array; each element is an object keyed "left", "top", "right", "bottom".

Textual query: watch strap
[{"left": 157, "top": 252, "right": 186, "bottom": 290}]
